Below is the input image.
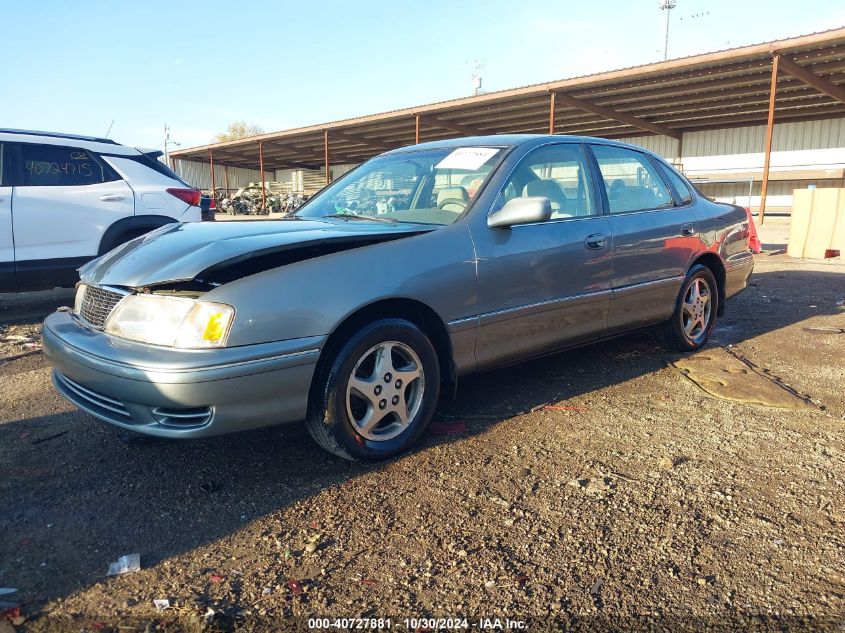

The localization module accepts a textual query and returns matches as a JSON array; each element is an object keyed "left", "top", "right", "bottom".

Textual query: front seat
[
  {"left": 436, "top": 186, "right": 470, "bottom": 213},
  {"left": 522, "top": 179, "right": 570, "bottom": 216}
]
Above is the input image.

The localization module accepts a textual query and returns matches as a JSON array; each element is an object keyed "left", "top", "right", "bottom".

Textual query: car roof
[
  {"left": 0, "top": 129, "right": 144, "bottom": 156},
  {"left": 0, "top": 128, "right": 119, "bottom": 145},
  {"left": 383, "top": 134, "right": 664, "bottom": 159}
]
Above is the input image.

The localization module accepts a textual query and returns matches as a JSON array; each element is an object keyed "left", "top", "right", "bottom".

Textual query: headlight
[
  {"left": 74, "top": 284, "right": 88, "bottom": 314},
  {"left": 104, "top": 294, "right": 234, "bottom": 348}
]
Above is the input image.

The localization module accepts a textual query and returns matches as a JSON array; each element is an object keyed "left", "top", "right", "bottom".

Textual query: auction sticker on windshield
[{"left": 435, "top": 147, "right": 499, "bottom": 170}]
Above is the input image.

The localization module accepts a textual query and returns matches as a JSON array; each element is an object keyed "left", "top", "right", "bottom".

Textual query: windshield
[{"left": 295, "top": 147, "right": 506, "bottom": 225}]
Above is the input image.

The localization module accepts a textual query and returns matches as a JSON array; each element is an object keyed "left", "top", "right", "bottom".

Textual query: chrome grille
[{"left": 78, "top": 285, "right": 127, "bottom": 328}]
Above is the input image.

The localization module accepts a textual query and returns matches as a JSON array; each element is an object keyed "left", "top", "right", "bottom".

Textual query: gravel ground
[{"left": 0, "top": 248, "right": 843, "bottom": 632}]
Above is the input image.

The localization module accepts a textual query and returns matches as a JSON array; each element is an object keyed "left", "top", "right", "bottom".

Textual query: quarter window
[
  {"left": 19, "top": 144, "right": 120, "bottom": 187},
  {"left": 657, "top": 162, "right": 694, "bottom": 205},
  {"left": 499, "top": 144, "right": 596, "bottom": 219},
  {"left": 591, "top": 145, "right": 673, "bottom": 214}
]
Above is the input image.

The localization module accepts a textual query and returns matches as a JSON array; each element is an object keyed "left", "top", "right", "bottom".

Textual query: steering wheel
[{"left": 437, "top": 198, "right": 468, "bottom": 212}]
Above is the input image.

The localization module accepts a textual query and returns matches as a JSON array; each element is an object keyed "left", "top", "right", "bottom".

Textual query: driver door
[
  {"left": 470, "top": 143, "right": 613, "bottom": 369},
  {"left": 0, "top": 143, "right": 14, "bottom": 291}
]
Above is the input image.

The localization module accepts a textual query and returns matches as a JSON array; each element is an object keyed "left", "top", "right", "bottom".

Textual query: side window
[
  {"left": 18, "top": 144, "right": 120, "bottom": 187},
  {"left": 499, "top": 144, "right": 596, "bottom": 219},
  {"left": 657, "top": 162, "right": 694, "bottom": 206},
  {"left": 0, "top": 143, "right": 5, "bottom": 186},
  {"left": 591, "top": 144, "right": 673, "bottom": 214}
]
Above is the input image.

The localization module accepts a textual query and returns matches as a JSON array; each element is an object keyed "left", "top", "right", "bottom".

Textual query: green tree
[{"left": 213, "top": 121, "right": 265, "bottom": 143}]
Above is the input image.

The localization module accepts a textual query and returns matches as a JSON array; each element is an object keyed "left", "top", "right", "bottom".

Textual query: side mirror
[{"left": 487, "top": 196, "right": 553, "bottom": 229}]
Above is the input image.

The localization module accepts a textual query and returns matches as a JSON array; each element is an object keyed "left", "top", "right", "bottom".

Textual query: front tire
[
  {"left": 656, "top": 264, "right": 719, "bottom": 352},
  {"left": 306, "top": 319, "right": 440, "bottom": 460}
]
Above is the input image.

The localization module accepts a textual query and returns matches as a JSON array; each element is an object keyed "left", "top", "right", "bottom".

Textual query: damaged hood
[{"left": 80, "top": 219, "right": 434, "bottom": 287}]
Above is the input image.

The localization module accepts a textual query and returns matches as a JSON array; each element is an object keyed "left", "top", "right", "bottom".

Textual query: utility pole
[
  {"left": 660, "top": 0, "right": 677, "bottom": 61},
  {"left": 163, "top": 124, "right": 180, "bottom": 166},
  {"left": 469, "top": 60, "right": 484, "bottom": 96}
]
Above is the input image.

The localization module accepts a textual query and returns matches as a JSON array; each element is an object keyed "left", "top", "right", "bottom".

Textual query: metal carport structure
[{"left": 170, "top": 27, "right": 845, "bottom": 222}]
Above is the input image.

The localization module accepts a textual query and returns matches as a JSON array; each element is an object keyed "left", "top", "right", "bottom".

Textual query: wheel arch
[
  {"left": 97, "top": 215, "right": 178, "bottom": 256},
  {"left": 689, "top": 252, "right": 726, "bottom": 316},
  {"left": 308, "top": 297, "right": 455, "bottom": 412}
]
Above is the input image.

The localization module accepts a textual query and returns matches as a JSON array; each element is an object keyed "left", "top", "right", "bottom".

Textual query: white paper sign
[{"left": 435, "top": 147, "right": 499, "bottom": 171}]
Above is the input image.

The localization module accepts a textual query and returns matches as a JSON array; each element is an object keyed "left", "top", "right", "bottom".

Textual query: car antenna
[{"left": 104, "top": 119, "right": 115, "bottom": 139}]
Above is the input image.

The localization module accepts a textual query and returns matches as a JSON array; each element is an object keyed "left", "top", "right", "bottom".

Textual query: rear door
[
  {"left": 11, "top": 142, "right": 134, "bottom": 288},
  {"left": 0, "top": 142, "right": 14, "bottom": 291},
  {"left": 588, "top": 143, "right": 701, "bottom": 331}
]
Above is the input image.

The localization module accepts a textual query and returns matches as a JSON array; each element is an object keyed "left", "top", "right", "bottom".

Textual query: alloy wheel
[
  {"left": 682, "top": 278, "right": 712, "bottom": 340},
  {"left": 345, "top": 341, "right": 425, "bottom": 441}
]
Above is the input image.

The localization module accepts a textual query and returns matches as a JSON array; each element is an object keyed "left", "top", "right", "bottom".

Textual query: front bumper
[{"left": 42, "top": 311, "right": 323, "bottom": 438}]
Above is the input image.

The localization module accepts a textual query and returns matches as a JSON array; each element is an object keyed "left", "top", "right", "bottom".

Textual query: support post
[
  {"left": 259, "top": 141, "right": 266, "bottom": 211},
  {"left": 675, "top": 132, "right": 684, "bottom": 168},
  {"left": 415, "top": 114, "right": 420, "bottom": 144},
  {"left": 549, "top": 91, "right": 556, "bottom": 134},
  {"left": 324, "top": 130, "right": 330, "bottom": 185},
  {"left": 208, "top": 149, "right": 215, "bottom": 196},
  {"left": 224, "top": 165, "right": 229, "bottom": 197},
  {"left": 759, "top": 53, "right": 779, "bottom": 225}
]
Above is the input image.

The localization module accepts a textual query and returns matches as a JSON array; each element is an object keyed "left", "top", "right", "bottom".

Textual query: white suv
[{"left": 0, "top": 129, "right": 202, "bottom": 292}]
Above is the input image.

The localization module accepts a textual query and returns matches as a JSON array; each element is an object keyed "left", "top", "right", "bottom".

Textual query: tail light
[
  {"left": 166, "top": 188, "right": 201, "bottom": 206},
  {"left": 210, "top": 198, "right": 217, "bottom": 210},
  {"left": 743, "top": 207, "right": 762, "bottom": 254}
]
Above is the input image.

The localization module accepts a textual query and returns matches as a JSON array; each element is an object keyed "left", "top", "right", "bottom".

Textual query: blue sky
[{"left": 3, "top": 0, "right": 844, "bottom": 152}]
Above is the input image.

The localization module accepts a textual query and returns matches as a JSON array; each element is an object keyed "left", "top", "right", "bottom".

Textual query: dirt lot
[{"left": 1, "top": 242, "right": 843, "bottom": 631}]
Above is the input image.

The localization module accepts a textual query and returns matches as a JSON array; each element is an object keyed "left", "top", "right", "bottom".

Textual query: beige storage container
[{"left": 788, "top": 188, "right": 845, "bottom": 258}]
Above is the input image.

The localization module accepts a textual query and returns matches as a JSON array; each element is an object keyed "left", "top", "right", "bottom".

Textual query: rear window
[
  {"left": 19, "top": 144, "right": 120, "bottom": 186},
  {"left": 122, "top": 152, "right": 190, "bottom": 186}
]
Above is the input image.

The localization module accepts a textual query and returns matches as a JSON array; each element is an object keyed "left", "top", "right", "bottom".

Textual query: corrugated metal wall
[
  {"left": 625, "top": 135, "right": 681, "bottom": 161},
  {"left": 173, "top": 162, "right": 363, "bottom": 192},
  {"left": 626, "top": 118, "right": 845, "bottom": 210},
  {"left": 172, "top": 159, "right": 262, "bottom": 191},
  {"left": 624, "top": 119, "right": 845, "bottom": 171},
  {"left": 699, "top": 179, "right": 842, "bottom": 210}
]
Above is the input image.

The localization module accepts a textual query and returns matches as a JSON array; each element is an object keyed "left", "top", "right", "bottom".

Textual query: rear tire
[
  {"left": 306, "top": 319, "right": 440, "bottom": 460},
  {"left": 656, "top": 264, "right": 719, "bottom": 352}
]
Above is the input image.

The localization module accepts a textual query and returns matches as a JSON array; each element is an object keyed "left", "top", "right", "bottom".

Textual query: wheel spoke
[
  {"left": 360, "top": 408, "right": 387, "bottom": 433},
  {"left": 373, "top": 343, "right": 396, "bottom": 380},
  {"left": 348, "top": 376, "right": 379, "bottom": 408},
  {"left": 394, "top": 367, "right": 421, "bottom": 387},
  {"left": 394, "top": 402, "right": 409, "bottom": 425},
  {"left": 689, "top": 280, "right": 700, "bottom": 303}
]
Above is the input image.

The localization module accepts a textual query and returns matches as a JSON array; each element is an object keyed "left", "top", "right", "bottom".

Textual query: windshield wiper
[{"left": 323, "top": 213, "right": 397, "bottom": 223}]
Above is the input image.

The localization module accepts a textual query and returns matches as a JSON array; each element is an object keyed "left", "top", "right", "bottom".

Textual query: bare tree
[{"left": 213, "top": 121, "right": 265, "bottom": 143}]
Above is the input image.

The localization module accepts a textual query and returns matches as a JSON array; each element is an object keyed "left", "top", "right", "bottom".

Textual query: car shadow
[
  {"left": 0, "top": 288, "right": 75, "bottom": 326},
  {"left": 0, "top": 268, "right": 842, "bottom": 615}
]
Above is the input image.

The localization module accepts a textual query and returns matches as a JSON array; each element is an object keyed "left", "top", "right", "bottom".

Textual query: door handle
[
  {"left": 681, "top": 223, "right": 697, "bottom": 236},
  {"left": 98, "top": 194, "right": 125, "bottom": 202},
  {"left": 584, "top": 233, "right": 607, "bottom": 249}
]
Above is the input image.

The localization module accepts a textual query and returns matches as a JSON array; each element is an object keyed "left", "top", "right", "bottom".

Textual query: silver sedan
[{"left": 43, "top": 135, "right": 754, "bottom": 459}]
